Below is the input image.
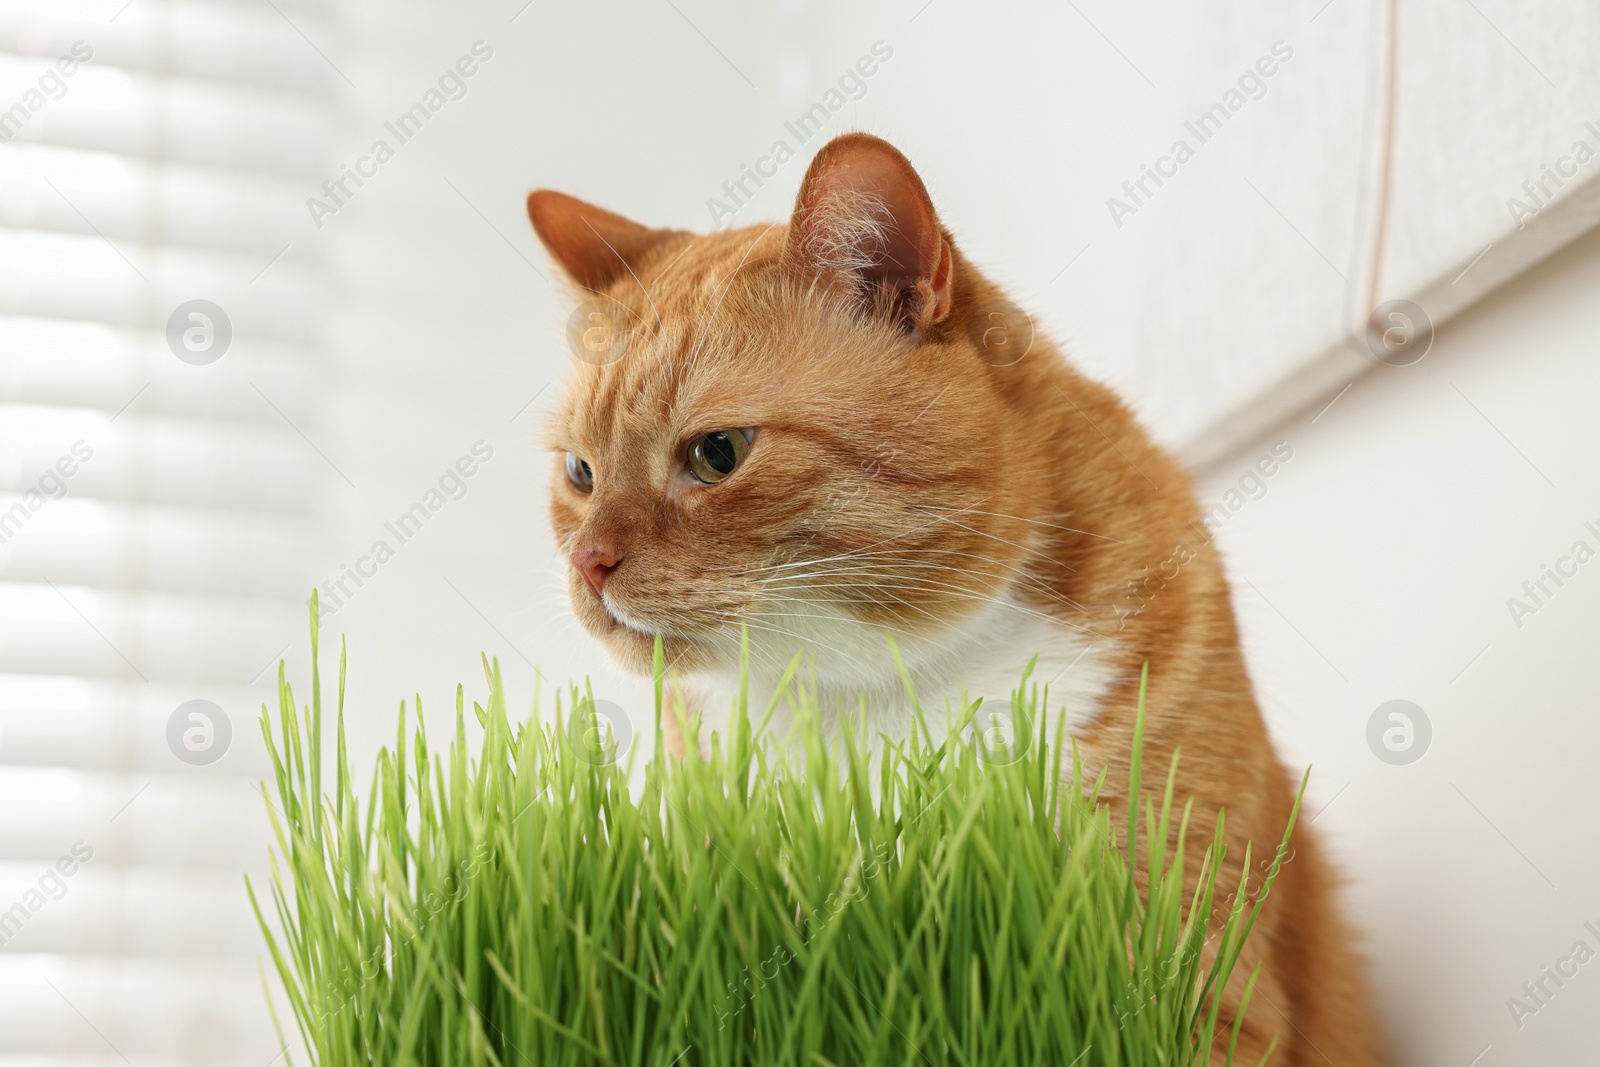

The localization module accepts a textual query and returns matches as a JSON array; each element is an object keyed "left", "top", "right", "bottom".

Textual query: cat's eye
[
  {"left": 687, "top": 430, "right": 750, "bottom": 484},
  {"left": 564, "top": 452, "right": 594, "bottom": 493}
]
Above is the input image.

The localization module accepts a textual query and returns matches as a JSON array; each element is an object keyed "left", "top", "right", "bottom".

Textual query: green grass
[{"left": 251, "top": 596, "right": 1297, "bottom": 1067}]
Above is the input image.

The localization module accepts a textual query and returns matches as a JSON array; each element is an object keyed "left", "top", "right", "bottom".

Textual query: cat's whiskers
[
  {"left": 735, "top": 551, "right": 1099, "bottom": 636},
  {"left": 731, "top": 492, "right": 988, "bottom": 577},
  {"left": 732, "top": 604, "right": 896, "bottom": 671},
  {"left": 911, "top": 503, "right": 1127, "bottom": 544},
  {"left": 748, "top": 546, "right": 1078, "bottom": 597},
  {"left": 901, "top": 509, "right": 1064, "bottom": 569},
  {"left": 690, "top": 583, "right": 928, "bottom": 672},
  {"left": 846, "top": 506, "right": 1099, "bottom": 599},
  {"left": 743, "top": 548, "right": 1094, "bottom": 620},
  {"left": 760, "top": 572, "right": 1099, "bottom": 637},
  {"left": 706, "top": 609, "right": 871, "bottom": 677}
]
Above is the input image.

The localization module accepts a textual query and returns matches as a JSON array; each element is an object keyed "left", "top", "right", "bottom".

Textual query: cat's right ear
[{"left": 527, "top": 191, "right": 679, "bottom": 291}]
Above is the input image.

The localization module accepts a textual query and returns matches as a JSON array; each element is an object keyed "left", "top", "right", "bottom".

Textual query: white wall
[{"left": 1197, "top": 222, "right": 1600, "bottom": 1067}]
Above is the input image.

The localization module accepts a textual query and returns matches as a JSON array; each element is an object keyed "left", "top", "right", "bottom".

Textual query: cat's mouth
[
  {"left": 596, "top": 594, "right": 658, "bottom": 638},
  {"left": 572, "top": 571, "right": 756, "bottom": 674},
  {"left": 580, "top": 589, "right": 733, "bottom": 675}
]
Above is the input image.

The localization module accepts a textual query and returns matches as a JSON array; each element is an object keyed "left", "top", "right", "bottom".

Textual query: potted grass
[{"left": 249, "top": 597, "right": 1294, "bottom": 1066}]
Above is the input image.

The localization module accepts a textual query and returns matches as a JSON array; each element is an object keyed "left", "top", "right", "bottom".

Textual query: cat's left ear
[
  {"left": 781, "top": 133, "right": 954, "bottom": 334},
  {"left": 527, "top": 190, "right": 680, "bottom": 292}
]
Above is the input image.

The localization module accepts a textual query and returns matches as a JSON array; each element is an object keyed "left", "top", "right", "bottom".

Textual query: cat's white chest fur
[{"left": 689, "top": 595, "right": 1117, "bottom": 752}]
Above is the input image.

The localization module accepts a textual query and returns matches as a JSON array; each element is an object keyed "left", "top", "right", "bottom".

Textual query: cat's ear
[
  {"left": 526, "top": 190, "right": 678, "bottom": 291},
  {"left": 781, "top": 133, "right": 953, "bottom": 333}
]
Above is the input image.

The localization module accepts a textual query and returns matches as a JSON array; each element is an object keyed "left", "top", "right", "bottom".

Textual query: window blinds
[{"left": 0, "top": 1, "right": 335, "bottom": 1063}]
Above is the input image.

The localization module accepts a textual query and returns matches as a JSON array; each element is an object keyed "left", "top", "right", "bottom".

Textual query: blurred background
[{"left": 1, "top": 0, "right": 1597, "bottom": 1064}]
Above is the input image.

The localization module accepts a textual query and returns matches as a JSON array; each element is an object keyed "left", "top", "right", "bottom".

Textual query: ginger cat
[{"left": 529, "top": 133, "right": 1382, "bottom": 1066}]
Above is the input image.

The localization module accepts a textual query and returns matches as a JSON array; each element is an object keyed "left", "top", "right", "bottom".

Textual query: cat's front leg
[{"left": 660, "top": 680, "right": 701, "bottom": 759}]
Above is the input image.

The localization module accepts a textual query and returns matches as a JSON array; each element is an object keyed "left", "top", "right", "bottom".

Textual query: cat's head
[{"left": 529, "top": 134, "right": 1061, "bottom": 680}]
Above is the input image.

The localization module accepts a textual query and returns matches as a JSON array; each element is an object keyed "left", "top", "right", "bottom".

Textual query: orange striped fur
[{"left": 528, "top": 134, "right": 1382, "bottom": 1066}]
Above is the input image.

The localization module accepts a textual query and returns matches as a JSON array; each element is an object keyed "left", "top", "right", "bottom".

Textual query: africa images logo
[
  {"left": 1105, "top": 40, "right": 1294, "bottom": 229},
  {"left": 305, "top": 41, "right": 495, "bottom": 229},
  {"left": 704, "top": 41, "right": 894, "bottom": 230}
]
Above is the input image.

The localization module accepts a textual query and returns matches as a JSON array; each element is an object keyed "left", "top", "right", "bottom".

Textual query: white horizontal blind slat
[
  {"left": 0, "top": 675, "right": 275, "bottom": 773},
  {"left": 0, "top": 59, "right": 335, "bottom": 178},
  {"left": 3, "top": 143, "right": 321, "bottom": 258},
  {"left": 0, "top": 955, "right": 276, "bottom": 1064},
  {"left": 1, "top": 1, "right": 337, "bottom": 98},
  {"left": 0, "top": 318, "right": 317, "bottom": 421}
]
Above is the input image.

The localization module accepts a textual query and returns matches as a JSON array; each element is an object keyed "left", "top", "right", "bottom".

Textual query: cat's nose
[{"left": 572, "top": 541, "right": 622, "bottom": 598}]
